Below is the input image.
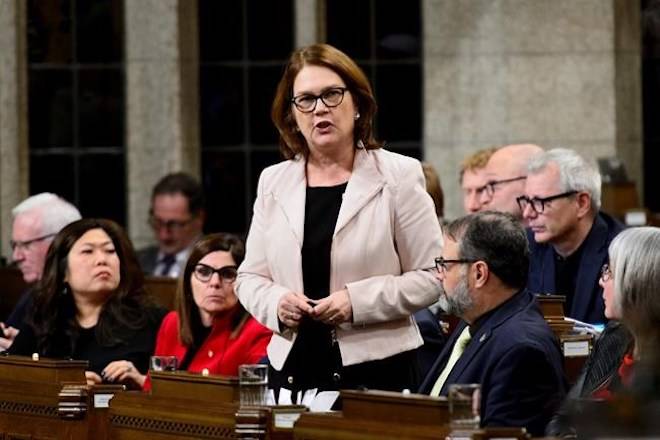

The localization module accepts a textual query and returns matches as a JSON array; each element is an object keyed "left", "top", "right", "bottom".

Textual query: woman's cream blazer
[{"left": 236, "top": 148, "right": 443, "bottom": 370}]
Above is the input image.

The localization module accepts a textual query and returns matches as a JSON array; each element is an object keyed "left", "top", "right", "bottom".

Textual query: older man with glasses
[
  {"left": 480, "top": 143, "right": 544, "bottom": 223},
  {"left": 521, "top": 148, "right": 624, "bottom": 324},
  {"left": 1, "top": 193, "right": 81, "bottom": 350},
  {"left": 137, "top": 172, "right": 205, "bottom": 278}
]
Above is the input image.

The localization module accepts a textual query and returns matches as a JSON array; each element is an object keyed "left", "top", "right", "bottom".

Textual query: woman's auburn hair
[
  {"left": 30, "top": 218, "right": 150, "bottom": 354},
  {"left": 176, "top": 232, "right": 247, "bottom": 347},
  {"left": 271, "top": 43, "right": 382, "bottom": 160}
]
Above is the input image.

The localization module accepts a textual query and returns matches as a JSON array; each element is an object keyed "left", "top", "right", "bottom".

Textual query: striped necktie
[
  {"left": 430, "top": 326, "right": 472, "bottom": 396},
  {"left": 158, "top": 254, "right": 176, "bottom": 277}
]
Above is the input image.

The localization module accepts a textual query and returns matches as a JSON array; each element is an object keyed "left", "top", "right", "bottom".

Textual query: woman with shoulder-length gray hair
[
  {"left": 608, "top": 226, "right": 660, "bottom": 360},
  {"left": 546, "top": 226, "right": 660, "bottom": 438}
]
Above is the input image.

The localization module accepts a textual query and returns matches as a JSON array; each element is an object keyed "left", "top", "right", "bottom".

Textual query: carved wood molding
[
  {"left": 0, "top": 400, "right": 58, "bottom": 418},
  {"left": 110, "top": 414, "right": 235, "bottom": 438}
]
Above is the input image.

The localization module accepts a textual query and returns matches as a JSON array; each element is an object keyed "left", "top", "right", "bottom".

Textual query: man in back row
[
  {"left": 460, "top": 147, "right": 498, "bottom": 214},
  {"left": 482, "top": 143, "right": 544, "bottom": 223},
  {"left": 520, "top": 148, "right": 624, "bottom": 324},
  {"left": 137, "top": 172, "right": 206, "bottom": 278},
  {"left": 1, "top": 193, "right": 81, "bottom": 350}
]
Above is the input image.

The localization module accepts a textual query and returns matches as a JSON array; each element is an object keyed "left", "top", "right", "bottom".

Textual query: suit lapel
[
  {"left": 441, "top": 290, "right": 531, "bottom": 394},
  {"left": 273, "top": 158, "right": 307, "bottom": 248},
  {"left": 572, "top": 215, "right": 608, "bottom": 319},
  {"left": 540, "top": 246, "right": 556, "bottom": 293},
  {"left": 334, "top": 149, "right": 385, "bottom": 237}
]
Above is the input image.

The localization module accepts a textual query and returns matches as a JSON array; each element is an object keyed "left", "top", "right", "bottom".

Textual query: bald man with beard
[{"left": 481, "top": 144, "right": 544, "bottom": 224}]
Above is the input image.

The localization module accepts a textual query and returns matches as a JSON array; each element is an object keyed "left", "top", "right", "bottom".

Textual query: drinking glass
[
  {"left": 239, "top": 364, "right": 268, "bottom": 406},
  {"left": 150, "top": 355, "right": 178, "bottom": 372},
  {"left": 448, "top": 383, "right": 481, "bottom": 430}
]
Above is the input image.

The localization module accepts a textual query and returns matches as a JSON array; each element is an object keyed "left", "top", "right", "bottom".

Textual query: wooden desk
[
  {"left": 0, "top": 355, "right": 106, "bottom": 440},
  {"left": 535, "top": 294, "right": 593, "bottom": 385},
  {"left": 108, "top": 371, "right": 240, "bottom": 439},
  {"left": 294, "top": 390, "right": 450, "bottom": 440}
]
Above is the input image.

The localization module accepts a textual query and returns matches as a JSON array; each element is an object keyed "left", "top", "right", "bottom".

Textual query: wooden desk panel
[
  {"left": 0, "top": 356, "right": 94, "bottom": 440},
  {"left": 108, "top": 372, "right": 240, "bottom": 439}
]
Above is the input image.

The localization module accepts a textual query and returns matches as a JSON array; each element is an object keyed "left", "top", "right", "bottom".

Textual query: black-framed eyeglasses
[
  {"left": 10, "top": 233, "right": 57, "bottom": 252},
  {"left": 477, "top": 176, "right": 527, "bottom": 199},
  {"left": 516, "top": 191, "right": 578, "bottom": 214},
  {"left": 148, "top": 215, "right": 194, "bottom": 232},
  {"left": 600, "top": 263, "right": 612, "bottom": 282},
  {"left": 291, "top": 87, "right": 348, "bottom": 113},
  {"left": 434, "top": 257, "right": 478, "bottom": 274},
  {"left": 193, "top": 263, "right": 238, "bottom": 284}
]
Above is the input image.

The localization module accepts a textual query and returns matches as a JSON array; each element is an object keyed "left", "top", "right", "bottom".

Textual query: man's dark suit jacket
[
  {"left": 414, "top": 308, "right": 448, "bottom": 380},
  {"left": 137, "top": 246, "right": 159, "bottom": 275},
  {"left": 418, "top": 289, "right": 566, "bottom": 437},
  {"left": 526, "top": 211, "right": 624, "bottom": 324}
]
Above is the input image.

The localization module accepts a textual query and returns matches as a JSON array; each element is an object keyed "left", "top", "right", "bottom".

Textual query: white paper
[
  {"left": 278, "top": 387, "right": 293, "bottom": 405},
  {"left": 274, "top": 412, "right": 302, "bottom": 428},
  {"left": 93, "top": 394, "right": 114, "bottom": 408},
  {"left": 309, "top": 391, "right": 339, "bottom": 412},
  {"left": 563, "top": 340, "right": 590, "bottom": 357},
  {"left": 301, "top": 388, "right": 318, "bottom": 407}
]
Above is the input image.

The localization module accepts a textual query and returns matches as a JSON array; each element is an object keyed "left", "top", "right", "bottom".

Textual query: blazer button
[
  {"left": 287, "top": 376, "right": 294, "bottom": 384},
  {"left": 332, "top": 372, "right": 341, "bottom": 382},
  {"left": 208, "top": 350, "right": 214, "bottom": 358}
]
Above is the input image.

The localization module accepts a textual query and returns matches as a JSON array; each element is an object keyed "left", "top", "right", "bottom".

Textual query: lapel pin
[{"left": 479, "top": 333, "right": 487, "bottom": 343}]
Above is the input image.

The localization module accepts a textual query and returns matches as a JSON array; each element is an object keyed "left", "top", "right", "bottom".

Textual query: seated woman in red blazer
[{"left": 144, "top": 233, "right": 271, "bottom": 389}]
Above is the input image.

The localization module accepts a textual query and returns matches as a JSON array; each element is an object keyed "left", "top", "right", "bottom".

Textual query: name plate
[
  {"left": 94, "top": 393, "right": 115, "bottom": 408},
  {"left": 563, "top": 340, "right": 590, "bottom": 357},
  {"left": 274, "top": 412, "right": 302, "bottom": 429}
]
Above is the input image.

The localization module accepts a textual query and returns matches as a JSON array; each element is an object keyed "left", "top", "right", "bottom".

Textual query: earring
[
  {"left": 61, "top": 283, "right": 70, "bottom": 296},
  {"left": 354, "top": 113, "right": 360, "bottom": 120}
]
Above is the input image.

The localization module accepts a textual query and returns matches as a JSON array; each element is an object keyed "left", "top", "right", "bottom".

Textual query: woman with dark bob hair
[
  {"left": 142, "top": 233, "right": 270, "bottom": 389},
  {"left": 10, "top": 218, "right": 165, "bottom": 388},
  {"left": 237, "top": 44, "right": 442, "bottom": 398}
]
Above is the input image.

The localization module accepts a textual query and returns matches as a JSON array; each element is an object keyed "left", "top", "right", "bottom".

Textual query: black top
[
  {"left": 553, "top": 241, "right": 586, "bottom": 315},
  {"left": 272, "top": 182, "right": 346, "bottom": 392},
  {"left": 179, "top": 317, "right": 213, "bottom": 371},
  {"left": 5, "top": 288, "right": 32, "bottom": 330},
  {"left": 9, "top": 305, "right": 166, "bottom": 377}
]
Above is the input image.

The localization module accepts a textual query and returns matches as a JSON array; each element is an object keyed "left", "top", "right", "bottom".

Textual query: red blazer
[{"left": 144, "top": 310, "right": 271, "bottom": 390}]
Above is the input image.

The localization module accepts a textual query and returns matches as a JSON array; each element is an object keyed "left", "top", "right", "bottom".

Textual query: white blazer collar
[{"left": 272, "top": 148, "right": 386, "bottom": 246}]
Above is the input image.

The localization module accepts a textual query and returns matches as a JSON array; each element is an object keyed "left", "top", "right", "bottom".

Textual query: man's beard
[{"left": 439, "top": 274, "right": 473, "bottom": 317}]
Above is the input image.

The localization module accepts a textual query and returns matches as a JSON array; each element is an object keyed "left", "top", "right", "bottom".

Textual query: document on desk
[{"left": 272, "top": 388, "right": 339, "bottom": 411}]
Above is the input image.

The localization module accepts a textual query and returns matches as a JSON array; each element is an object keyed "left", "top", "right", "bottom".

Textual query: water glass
[
  {"left": 150, "top": 355, "right": 178, "bottom": 372},
  {"left": 448, "top": 383, "right": 481, "bottom": 430},
  {"left": 239, "top": 364, "right": 268, "bottom": 406}
]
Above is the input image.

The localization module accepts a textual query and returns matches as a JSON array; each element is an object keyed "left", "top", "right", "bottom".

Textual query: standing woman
[
  {"left": 236, "top": 43, "right": 443, "bottom": 397},
  {"left": 10, "top": 219, "right": 165, "bottom": 389}
]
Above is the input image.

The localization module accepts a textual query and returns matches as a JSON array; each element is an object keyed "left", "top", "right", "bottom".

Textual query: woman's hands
[
  {"left": 311, "top": 289, "right": 353, "bottom": 325},
  {"left": 86, "top": 360, "right": 146, "bottom": 389},
  {"left": 277, "top": 292, "right": 314, "bottom": 329},
  {"left": 277, "top": 289, "right": 353, "bottom": 328}
]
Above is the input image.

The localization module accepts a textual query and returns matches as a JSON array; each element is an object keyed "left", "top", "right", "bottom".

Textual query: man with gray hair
[
  {"left": 518, "top": 148, "right": 624, "bottom": 323},
  {"left": 0, "top": 193, "right": 81, "bottom": 349}
]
